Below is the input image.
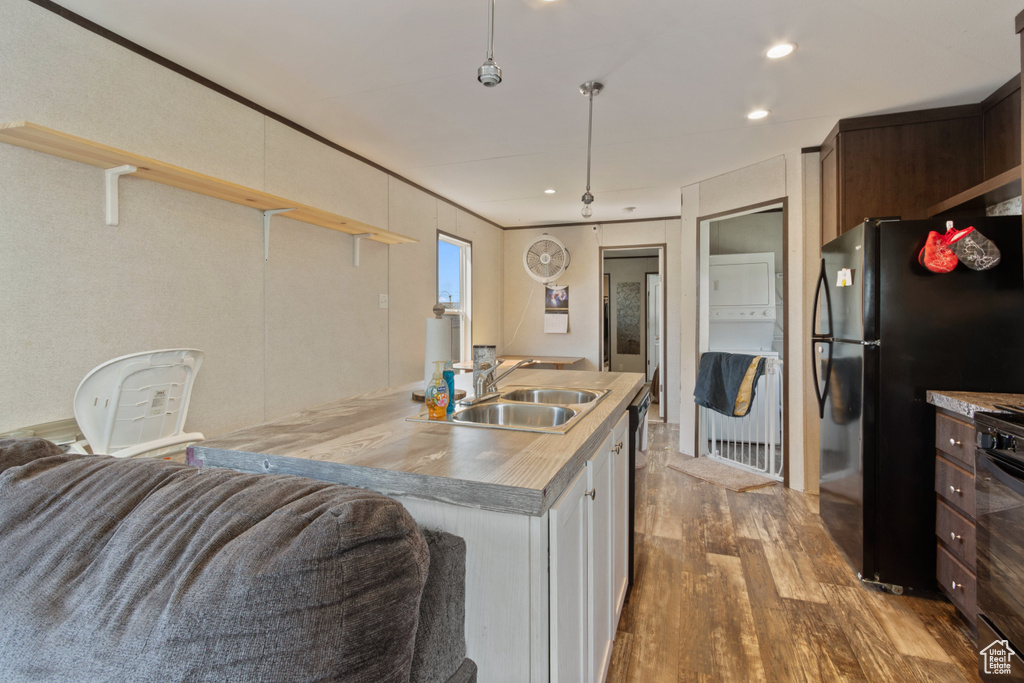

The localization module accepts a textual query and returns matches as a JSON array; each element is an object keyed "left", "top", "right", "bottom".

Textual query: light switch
[{"left": 379, "top": 294, "right": 389, "bottom": 309}]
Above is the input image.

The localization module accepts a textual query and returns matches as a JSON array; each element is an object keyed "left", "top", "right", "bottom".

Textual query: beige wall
[
  {"left": 680, "top": 153, "right": 818, "bottom": 492},
  {"left": 503, "top": 220, "right": 682, "bottom": 424},
  {"left": 0, "top": 1, "right": 503, "bottom": 436},
  {"left": 502, "top": 227, "right": 600, "bottom": 367}
]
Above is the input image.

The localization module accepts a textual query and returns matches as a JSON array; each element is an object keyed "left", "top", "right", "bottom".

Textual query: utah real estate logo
[{"left": 981, "top": 639, "right": 1017, "bottom": 675}]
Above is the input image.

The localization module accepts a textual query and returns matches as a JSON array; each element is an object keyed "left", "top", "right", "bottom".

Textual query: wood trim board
[
  {"left": 926, "top": 165, "right": 1022, "bottom": 216},
  {"left": 0, "top": 121, "right": 416, "bottom": 245},
  {"left": 832, "top": 104, "right": 982, "bottom": 135},
  {"left": 981, "top": 74, "right": 1022, "bottom": 111}
]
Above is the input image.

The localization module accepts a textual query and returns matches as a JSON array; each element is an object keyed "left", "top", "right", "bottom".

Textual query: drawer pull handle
[
  {"left": 949, "top": 438, "right": 961, "bottom": 447},
  {"left": 584, "top": 489, "right": 596, "bottom": 501},
  {"left": 949, "top": 485, "right": 962, "bottom": 495},
  {"left": 951, "top": 580, "right": 962, "bottom": 591},
  {"left": 950, "top": 532, "right": 962, "bottom": 542}
]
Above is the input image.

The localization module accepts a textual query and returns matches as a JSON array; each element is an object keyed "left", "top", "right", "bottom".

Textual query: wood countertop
[
  {"left": 191, "top": 369, "right": 645, "bottom": 517},
  {"left": 926, "top": 390, "right": 1024, "bottom": 419}
]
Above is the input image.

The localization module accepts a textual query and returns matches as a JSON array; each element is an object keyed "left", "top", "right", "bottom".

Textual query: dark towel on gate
[{"left": 693, "top": 352, "right": 766, "bottom": 417}]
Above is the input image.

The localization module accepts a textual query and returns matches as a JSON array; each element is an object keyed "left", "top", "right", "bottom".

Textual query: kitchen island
[{"left": 191, "top": 368, "right": 646, "bottom": 683}]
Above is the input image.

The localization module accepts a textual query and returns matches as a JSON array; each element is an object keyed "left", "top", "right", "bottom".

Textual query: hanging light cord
[
  {"left": 585, "top": 88, "right": 594, "bottom": 194},
  {"left": 486, "top": 0, "right": 495, "bottom": 62},
  {"left": 579, "top": 82, "right": 601, "bottom": 216},
  {"left": 477, "top": 0, "right": 501, "bottom": 86}
]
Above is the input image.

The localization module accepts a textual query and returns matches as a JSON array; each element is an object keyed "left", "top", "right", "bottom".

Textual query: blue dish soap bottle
[{"left": 443, "top": 361, "right": 456, "bottom": 416}]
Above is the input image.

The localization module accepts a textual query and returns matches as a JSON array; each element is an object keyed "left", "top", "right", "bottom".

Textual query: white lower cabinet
[
  {"left": 609, "top": 413, "right": 629, "bottom": 623},
  {"left": 393, "top": 409, "right": 635, "bottom": 683},
  {"left": 550, "top": 460, "right": 591, "bottom": 683},
  {"left": 551, "top": 413, "right": 629, "bottom": 683},
  {"left": 588, "top": 431, "right": 614, "bottom": 683}
]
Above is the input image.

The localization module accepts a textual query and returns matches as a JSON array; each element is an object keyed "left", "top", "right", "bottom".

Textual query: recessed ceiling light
[
  {"left": 747, "top": 109, "right": 770, "bottom": 120},
  {"left": 544, "top": 189, "right": 556, "bottom": 194},
  {"left": 766, "top": 43, "right": 796, "bottom": 59}
]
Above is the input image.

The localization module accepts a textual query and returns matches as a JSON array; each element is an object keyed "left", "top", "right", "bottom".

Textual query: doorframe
[
  {"left": 643, "top": 270, "right": 665, "bottom": 418},
  {"left": 598, "top": 244, "right": 667, "bottom": 410},
  {"left": 644, "top": 270, "right": 656, "bottom": 382},
  {"left": 695, "top": 198, "right": 789, "bottom": 486}
]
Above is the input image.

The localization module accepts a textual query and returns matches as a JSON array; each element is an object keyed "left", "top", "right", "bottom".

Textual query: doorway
[
  {"left": 600, "top": 245, "right": 666, "bottom": 420},
  {"left": 696, "top": 201, "right": 787, "bottom": 480}
]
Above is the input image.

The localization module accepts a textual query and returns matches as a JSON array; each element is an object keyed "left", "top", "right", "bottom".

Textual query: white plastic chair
[{"left": 68, "top": 349, "right": 205, "bottom": 458}]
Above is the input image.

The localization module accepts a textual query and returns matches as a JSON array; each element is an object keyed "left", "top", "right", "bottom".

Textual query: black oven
[{"left": 976, "top": 411, "right": 1024, "bottom": 680}]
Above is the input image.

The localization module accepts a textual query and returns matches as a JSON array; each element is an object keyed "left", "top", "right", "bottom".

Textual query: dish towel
[{"left": 693, "top": 352, "right": 766, "bottom": 417}]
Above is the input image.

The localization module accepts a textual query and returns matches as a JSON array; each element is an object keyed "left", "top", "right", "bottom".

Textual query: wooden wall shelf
[
  {"left": 0, "top": 121, "right": 416, "bottom": 246},
  {"left": 927, "top": 165, "right": 1022, "bottom": 217}
]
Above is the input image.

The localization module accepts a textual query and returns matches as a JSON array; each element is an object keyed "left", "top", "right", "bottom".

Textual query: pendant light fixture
[
  {"left": 477, "top": 0, "right": 502, "bottom": 87},
  {"left": 579, "top": 81, "right": 603, "bottom": 218}
]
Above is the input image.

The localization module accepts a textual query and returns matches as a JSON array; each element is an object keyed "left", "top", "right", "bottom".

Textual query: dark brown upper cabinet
[{"left": 820, "top": 76, "right": 1022, "bottom": 244}]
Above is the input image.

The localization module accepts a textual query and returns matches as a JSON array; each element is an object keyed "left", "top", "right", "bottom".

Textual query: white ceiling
[{"left": 53, "top": 0, "right": 1023, "bottom": 227}]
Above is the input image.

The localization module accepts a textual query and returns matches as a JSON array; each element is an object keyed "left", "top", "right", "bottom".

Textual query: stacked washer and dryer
[{"left": 706, "top": 252, "right": 783, "bottom": 461}]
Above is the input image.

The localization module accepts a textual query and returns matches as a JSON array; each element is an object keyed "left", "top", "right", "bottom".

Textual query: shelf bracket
[
  {"left": 352, "top": 233, "right": 374, "bottom": 267},
  {"left": 104, "top": 164, "right": 137, "bottom": 226},
  {"left": 263, "top": 208, "right": 295, "bottom": 260}
]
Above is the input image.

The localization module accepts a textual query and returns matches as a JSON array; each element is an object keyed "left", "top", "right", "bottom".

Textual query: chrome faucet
[{"left": 465, "top": 358, "right": 535, "bottom": 405}]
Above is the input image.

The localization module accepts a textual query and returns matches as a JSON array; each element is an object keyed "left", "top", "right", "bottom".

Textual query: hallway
[{"left": 606, "top": 423, "right": 981, "bottom": 682}]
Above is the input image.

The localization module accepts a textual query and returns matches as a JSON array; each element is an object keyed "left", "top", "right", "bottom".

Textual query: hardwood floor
[{"left": 607, "top": 423, "right": 982, "bottom": 683}]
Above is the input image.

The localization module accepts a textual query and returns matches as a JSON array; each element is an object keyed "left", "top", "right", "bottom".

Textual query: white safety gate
[{"left": 699, "top": 358, "right": 784, "bottom": 480}]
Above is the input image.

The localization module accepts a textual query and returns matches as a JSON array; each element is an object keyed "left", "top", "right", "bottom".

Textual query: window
[{"left": 437, "top": 232, "right": 472, "bottom": 362}]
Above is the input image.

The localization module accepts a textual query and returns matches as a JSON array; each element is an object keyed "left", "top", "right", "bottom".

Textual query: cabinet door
[
  {"left": 588, "top": 434, "right": 614, "bottom": 683},
  {"left": 820, "top": 140, "right": 839, "bottom": 243},
  {"left": 610, "top": 412, "right": 630, "bottom": 622},
  {"left": 550, "top": 464, "right": 589, "bottom": 683}
]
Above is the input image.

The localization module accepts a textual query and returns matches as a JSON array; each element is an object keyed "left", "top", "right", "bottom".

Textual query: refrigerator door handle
[
  {"left": 812, "top": 339, "right": 833, "bottom": 419},
  {"left": 812, "top": 258, "right": 833, "bottom": 339}
]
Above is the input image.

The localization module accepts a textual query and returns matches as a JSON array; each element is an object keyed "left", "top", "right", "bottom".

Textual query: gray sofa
[{"left": 0, "top": 437, "right": 476, "bottom": 682}]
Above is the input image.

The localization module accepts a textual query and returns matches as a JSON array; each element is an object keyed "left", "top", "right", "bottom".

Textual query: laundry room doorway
[
  {"left": 601, "top": 245, "right": 666, "bottom": 420},
  {"left": 697, "top": 200, "right": 787, "bottom": 479}
]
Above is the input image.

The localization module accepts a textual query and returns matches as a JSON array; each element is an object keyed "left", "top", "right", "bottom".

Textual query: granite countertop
[
  {"left": 926, "top": 390, "right": 1024, "bottom": 419},
  {"left": 191, "top": 368, "right": 645, "bottom": 517}
]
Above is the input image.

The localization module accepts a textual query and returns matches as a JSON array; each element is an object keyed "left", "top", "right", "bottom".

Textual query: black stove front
[{"left": 975, "top": 411, "right": 1024, "bottom": 680}]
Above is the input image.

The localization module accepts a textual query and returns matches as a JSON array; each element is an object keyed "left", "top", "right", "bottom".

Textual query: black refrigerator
[{"left": 813, "top": 217, "right": 1024, "bottom": 593}]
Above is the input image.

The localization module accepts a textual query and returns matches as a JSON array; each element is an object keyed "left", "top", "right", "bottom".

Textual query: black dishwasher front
[{"left": 626, "top": 383, "right": 651, "bottom": 602}]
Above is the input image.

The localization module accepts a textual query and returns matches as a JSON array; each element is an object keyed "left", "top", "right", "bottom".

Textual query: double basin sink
[{"left": 413, "top": 386, "right": 608, "bottom": 434}]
